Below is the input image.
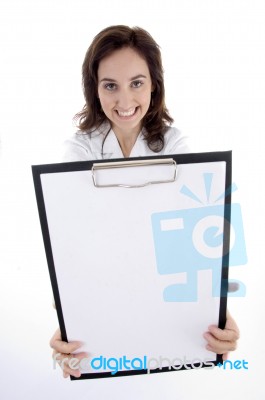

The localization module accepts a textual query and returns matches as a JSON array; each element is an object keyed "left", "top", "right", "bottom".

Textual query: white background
[{"left": 0, "top": 0, "right": 264, "bottom": 399}]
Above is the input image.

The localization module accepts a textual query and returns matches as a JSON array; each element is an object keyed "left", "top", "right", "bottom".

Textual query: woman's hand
[
  {"left": 203, "top": 311, "right": 240, "bottom": 360},
  {"left": 50, "top": 328, "right": 88, "bottom": 378}
]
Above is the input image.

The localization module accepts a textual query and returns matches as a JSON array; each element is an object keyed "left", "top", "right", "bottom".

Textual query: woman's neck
[{"left": 112, "top": 126, "right": 141, "bottom": 157}]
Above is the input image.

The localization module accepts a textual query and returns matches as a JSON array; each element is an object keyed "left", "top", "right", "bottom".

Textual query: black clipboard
[{"left": 32, "top": 151, "right": 231, "bottom": 379}]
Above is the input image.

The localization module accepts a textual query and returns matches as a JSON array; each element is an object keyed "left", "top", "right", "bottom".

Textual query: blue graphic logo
[{"left": 151, "top": 174, "right": 247, "bottom": 302}]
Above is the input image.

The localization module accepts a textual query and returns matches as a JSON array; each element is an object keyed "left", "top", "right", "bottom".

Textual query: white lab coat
[{"left": 62, "top": 124, "right": 190, "bottom": 161}]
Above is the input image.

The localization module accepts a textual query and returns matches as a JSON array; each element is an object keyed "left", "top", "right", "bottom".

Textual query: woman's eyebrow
[
  {"left": 130, "top": 74, "right": 147, "bottom": 81},
  {"left": 99, "top": 77, "right": 117, "bottom": 83},
  {"left": 99, "top": 74, "right": 147, "bottom": 83}
]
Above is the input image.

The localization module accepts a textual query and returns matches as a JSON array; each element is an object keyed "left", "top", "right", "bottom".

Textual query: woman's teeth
[{"left": 117, "top": 108, "right": 136, "bottom": 117}]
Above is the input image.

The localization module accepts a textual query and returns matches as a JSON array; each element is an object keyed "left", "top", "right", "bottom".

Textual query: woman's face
[{"left": 97, "top": 47, "right": 153, "bottom": 137}]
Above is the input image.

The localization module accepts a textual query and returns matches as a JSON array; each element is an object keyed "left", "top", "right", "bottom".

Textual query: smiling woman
[
  {"left": 55, "top": 24, "right": 240, "bottom": 379},
  {"left": 63, "top": 25, "right": 186, "bottom": 161}
]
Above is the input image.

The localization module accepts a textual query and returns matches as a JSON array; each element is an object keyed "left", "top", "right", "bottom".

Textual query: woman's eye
[
  {"left": 105, "top": 83, "right": 117, "bottom": 91},
  {"left": 131, "top": 80, "right": 143, "bottom": 88}
]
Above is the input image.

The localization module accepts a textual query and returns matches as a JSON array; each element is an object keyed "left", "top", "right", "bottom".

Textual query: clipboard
[{"left": 32, "top": 151, "right": 232, "bottom": 379}]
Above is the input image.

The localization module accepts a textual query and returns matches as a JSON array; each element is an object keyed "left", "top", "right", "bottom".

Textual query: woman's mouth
[{"left": 115, "top": 107, "right": 138, "bottom": 118}]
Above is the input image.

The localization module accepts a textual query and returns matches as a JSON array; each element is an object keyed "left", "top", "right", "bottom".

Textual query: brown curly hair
[{"left": 74, "top": 25, "right": 174, "bottom": 152}]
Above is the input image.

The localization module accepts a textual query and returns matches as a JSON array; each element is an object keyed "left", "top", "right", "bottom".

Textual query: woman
[{"left": 51, "top": 25, "right": 240, "bottom": 378}]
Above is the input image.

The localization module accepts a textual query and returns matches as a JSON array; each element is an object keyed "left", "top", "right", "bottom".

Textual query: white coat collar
[{"left": 100, "top": 126, "right": 147, "bottom": 159}]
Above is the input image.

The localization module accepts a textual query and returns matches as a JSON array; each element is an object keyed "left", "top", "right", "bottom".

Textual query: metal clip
[{"left": 92, "top": 158, "right": 177, "bottom": 188}]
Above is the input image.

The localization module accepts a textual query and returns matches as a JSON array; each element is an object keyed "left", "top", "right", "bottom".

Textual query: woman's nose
[{"left": 116, "top": 89, "right": 133, "bottom": 109}]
